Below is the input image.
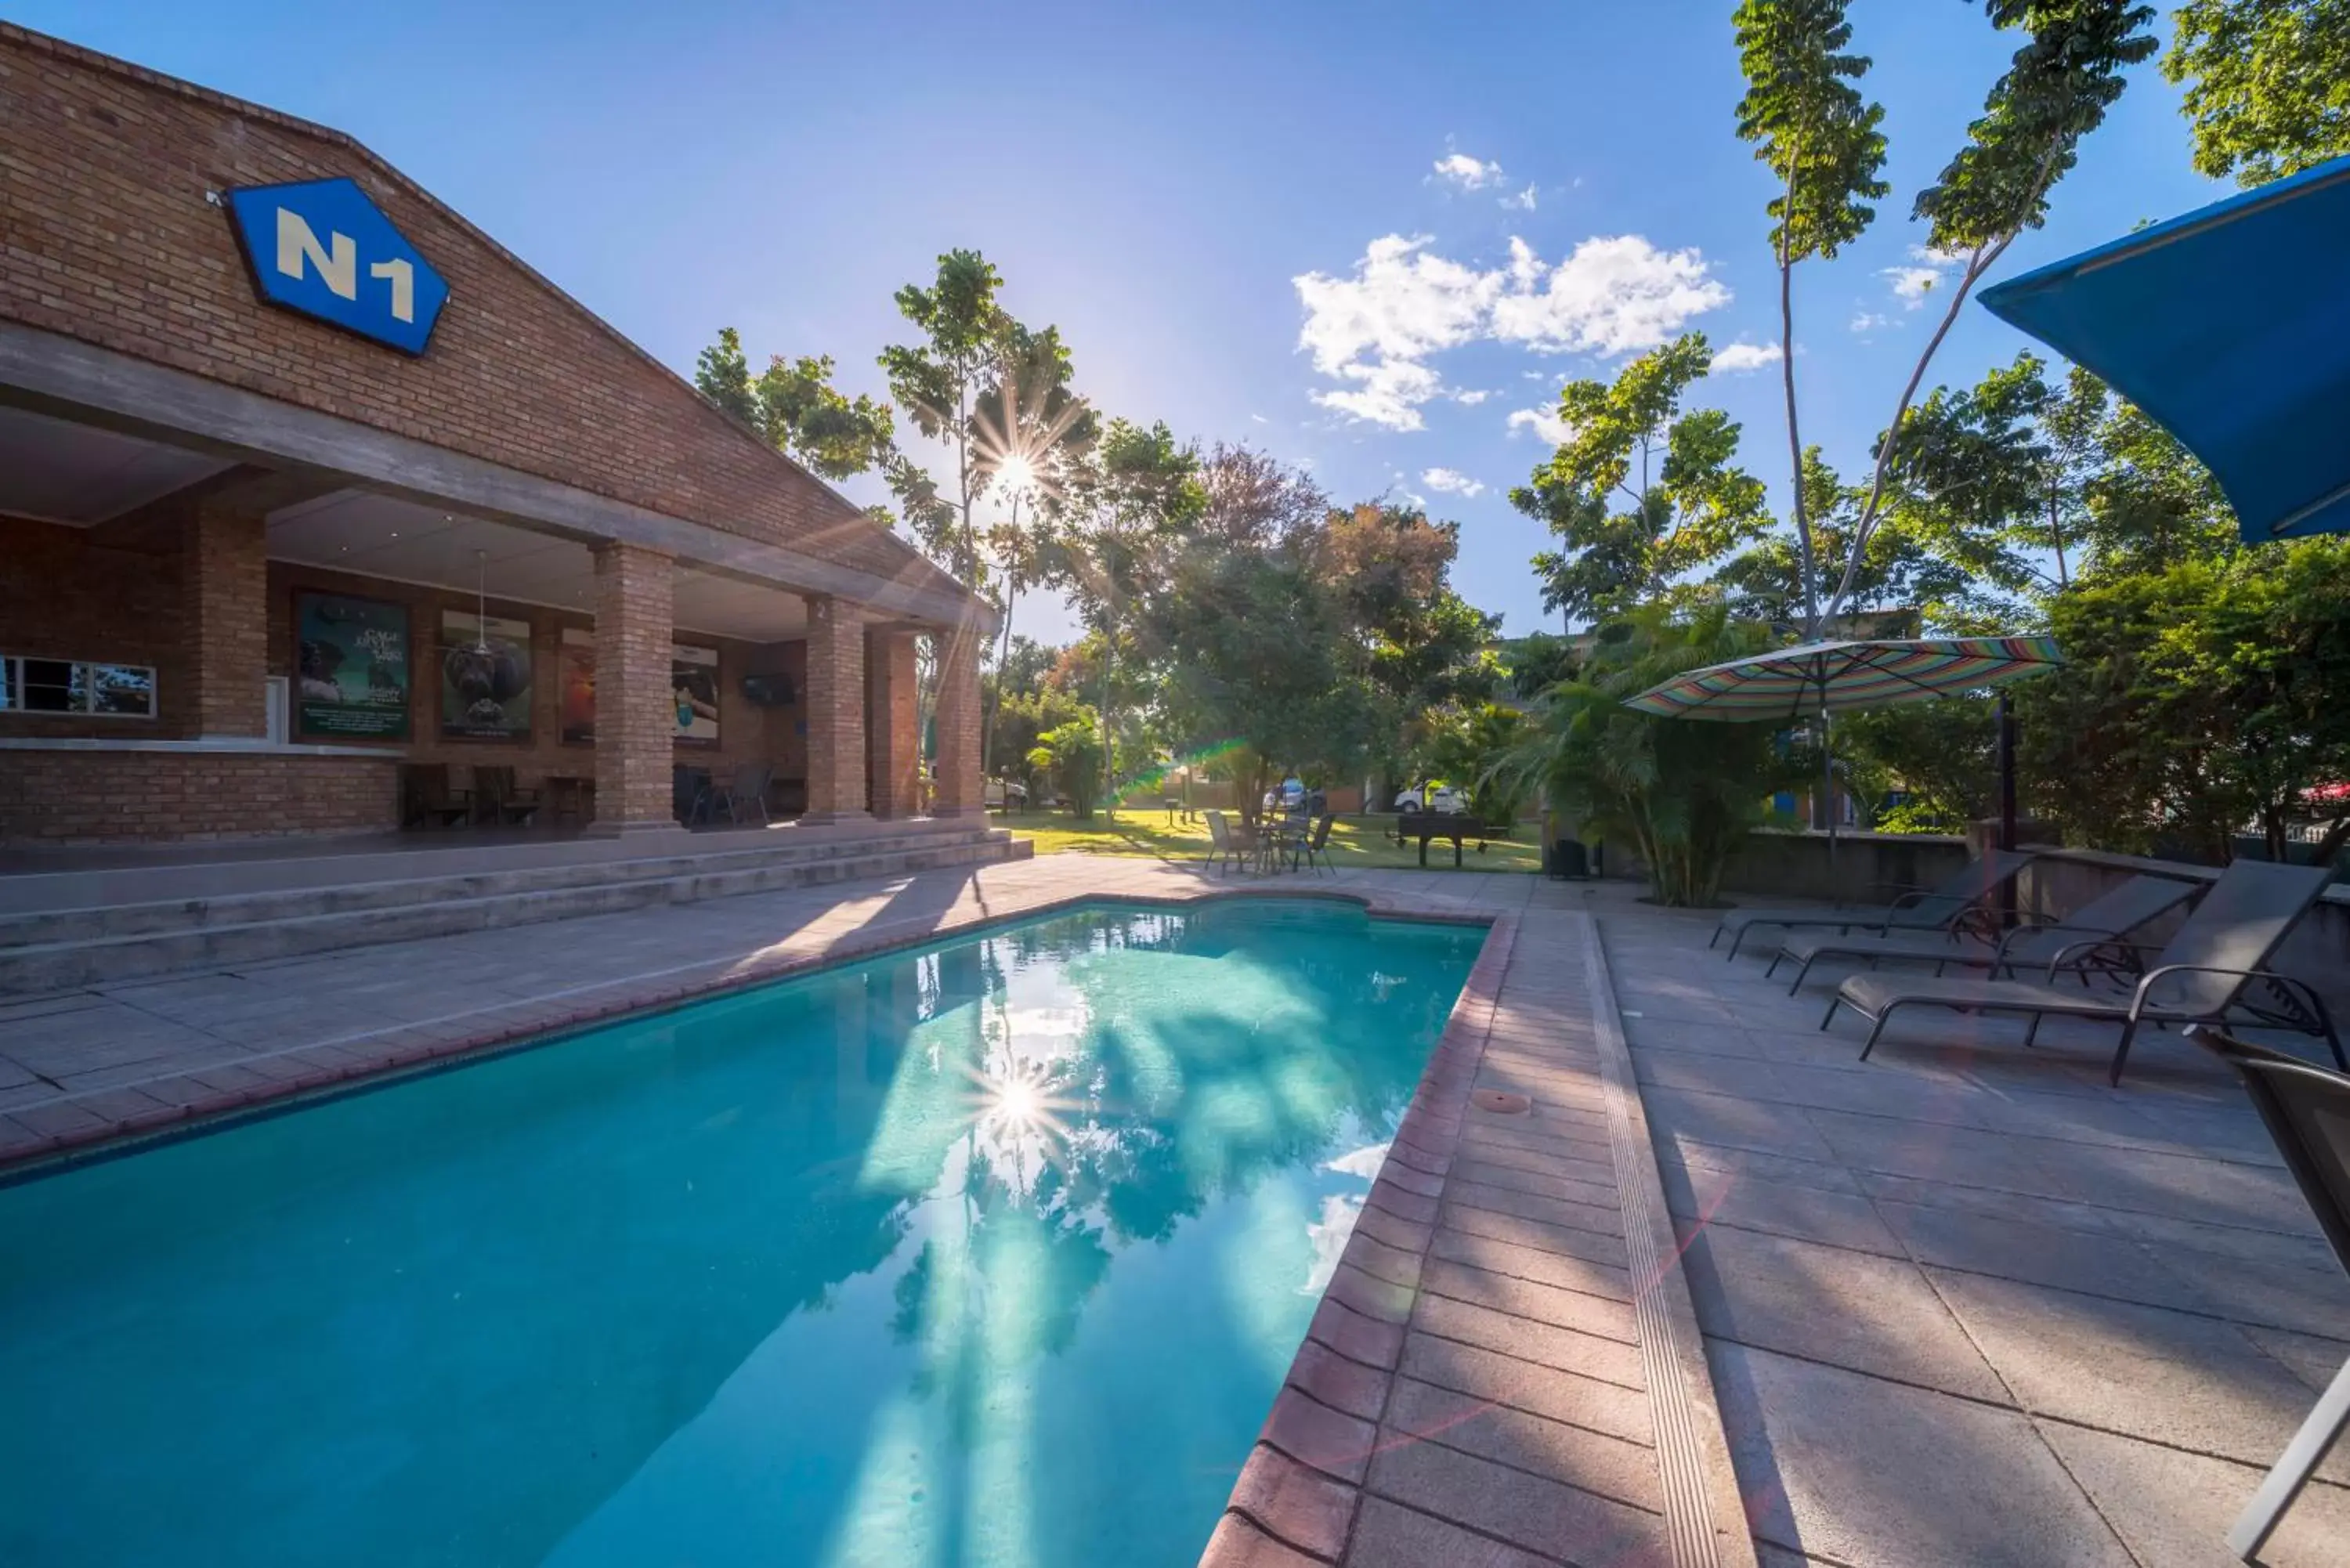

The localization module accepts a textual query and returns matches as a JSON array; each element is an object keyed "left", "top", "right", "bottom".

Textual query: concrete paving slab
[
  {"left": 1925, "top": 1268, "right": 2350, "bottom": 1485},
  {"left": 1875, "top": 1198, "right": 2218, "bottom": 1315},
  {"left": 1679, "top": 1225, "right": 2006, "bottom": 1402},
  {"left": 1708, "top": 1340, "right": 2135, "bottom": 1568},
  {"left": 2039, "top": 1420, "right": 2350, "bottom": 1568},
  {"left": 1665, "top": 1163, "right": 1907, "bottom": 1257}
]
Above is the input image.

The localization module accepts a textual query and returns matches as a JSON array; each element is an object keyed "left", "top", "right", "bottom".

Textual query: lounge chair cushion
[
  {"left": 1781, "top": 929, "right": 1982, "bottom": 966},
  {"left": 1838, "top": 971, "right": 2137, "bottom": 1021},
  {"left": 1719, "top": 905, "right": 1896, "bottom": 937}
]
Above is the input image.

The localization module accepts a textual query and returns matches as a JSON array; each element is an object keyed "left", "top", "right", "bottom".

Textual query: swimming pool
[{"left": 0, "top": 898, "right": 1481, "bottom": 1567}]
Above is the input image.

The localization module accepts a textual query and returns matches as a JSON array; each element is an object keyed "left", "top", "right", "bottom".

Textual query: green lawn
[{"left": 996, "top": 808, "right": 1543, "bottom": 873}]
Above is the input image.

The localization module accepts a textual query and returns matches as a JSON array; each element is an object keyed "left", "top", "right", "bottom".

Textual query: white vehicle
[
  {"left": 982, "top": 777, "right": 1030, "bottom": 811},
  {"left": 1394, "top": 783, "right": 1469, "bottom": 815}
]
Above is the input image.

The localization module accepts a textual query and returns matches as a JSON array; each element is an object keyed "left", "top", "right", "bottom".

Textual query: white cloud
[
  {"left": 1709, "top": 340, "right": 1783, "bottom": 374},
  {"left": 1421, "top": 467, "right": 1485, "bottom": 497},
  {"left": 1508, "top": 406, "right": 1576, "bottom": 445},
  {"left": 1433, "top": 152, "right": 1506, "bottom": 190},
  {"left": 1249, "top": 412, "right": 1269, "bottom": 424},
  {"left": 1454, "top": 388, "right": 1495, "bottom": 406},
  {"left": 1882, "top": 266, "right": 1943, "bottom": 308},
  {"left": 1849, "top": 309, "right": 1892, "bottom": 334},
  {"left": 1295, "top": 232, "right": 1730, "bottom": 430},
  {"left": 1488, "top": 235, "right": 1730, "bottom": 356},
  {"left": 1501, "top": 182, "right": 1538, "bottom": 211}
]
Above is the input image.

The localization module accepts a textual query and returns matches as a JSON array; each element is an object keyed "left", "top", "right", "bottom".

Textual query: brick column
[
  {"left": 802, "top": 594, "right": 870, "bottom": 824},
  {"left": 181, "top": 500, "right": 269, "bottom": 739},
  {"left": 932, "top": 619, "right": 985, "bottom": 818},
  {"left": 866, "top": 627, "right": 920, "bottom": 819},
  {"left": 591, "top": 542, "right": 682, "bottom": 837}
]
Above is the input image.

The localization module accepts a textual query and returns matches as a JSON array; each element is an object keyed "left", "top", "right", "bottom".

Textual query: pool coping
[{"left": 0, "top": 881, "right": 1499, "bottom": 1181}]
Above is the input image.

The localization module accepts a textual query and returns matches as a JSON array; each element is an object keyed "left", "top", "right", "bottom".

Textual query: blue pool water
[{"left": 0, "top": 899, "right": 1479, "bottom": 1567}]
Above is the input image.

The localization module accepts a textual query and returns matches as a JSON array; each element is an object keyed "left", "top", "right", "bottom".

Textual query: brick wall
[
  {"left": 934, "top": 623, "right": 985, "bottom": 817},
  {"left": 591, "top": 544, "right": 675, "bottom": 829},
  {"left": 802, "top": 595, "right": 867, "bottom": 821},
  {"left": 0, "top": 516, "right": 187, "bottom": 739},
  {"left": 183, "top": 499, "right": 268, "bottom": 735},
  {"left": 866, "top": 629, "right": 918, "bottom": 818},
  {"left": 0, "top": 23, "right": 964, "bottom": 605},
  {"left": 0, "top": 749, "right": 397, "bottom": 843}
]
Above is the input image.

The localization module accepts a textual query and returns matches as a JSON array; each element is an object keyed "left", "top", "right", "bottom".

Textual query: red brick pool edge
[{"left": 1199, "top": 906, "right": 1756, "bottom": 1568}]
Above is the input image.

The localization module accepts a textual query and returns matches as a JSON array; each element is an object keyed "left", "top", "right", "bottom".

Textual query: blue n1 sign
[{"left": 225, "top": 178, "right": 450, "bottom": 356}]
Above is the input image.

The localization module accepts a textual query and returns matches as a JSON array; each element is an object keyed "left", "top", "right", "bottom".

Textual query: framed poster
[
  {"left": 294, "top": 591, "right": 410, "bottom": 740},
  {"left": 672, "top": 644, "right": 720, "bottom": 746},
  {"left": 439, "top": 609, "right": 533, "bottom": 739},
  {"left": 558, "top": 627, "right": 595, "bottom": 745}
]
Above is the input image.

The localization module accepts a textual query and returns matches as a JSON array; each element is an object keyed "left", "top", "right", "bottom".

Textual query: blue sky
[{"left": 27, "top": 1, "right": 2224, "bottom": 642}]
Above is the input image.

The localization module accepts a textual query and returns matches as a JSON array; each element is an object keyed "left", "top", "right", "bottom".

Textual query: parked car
[
  {"left": 982, "top": 777, "right": 1029, "bottom": 812},
  {"left": 1260, "top": 777, "right": 1307, "bottom": 815},
  {"left": 1394, "top": 782, "right": 1469, "bottom": 815}
]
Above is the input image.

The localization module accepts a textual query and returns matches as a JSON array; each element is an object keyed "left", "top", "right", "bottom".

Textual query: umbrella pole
[
  {"left": 1998, "top": 692, "right": 2019, "bottom": 927},
  {"left": 1817, "top": 659, "right": 1837, "bottom": 883}
]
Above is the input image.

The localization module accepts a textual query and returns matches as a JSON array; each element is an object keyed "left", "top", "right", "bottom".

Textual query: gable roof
[{"left": 0, "top": 22, "right": 978, "bottom": 619}]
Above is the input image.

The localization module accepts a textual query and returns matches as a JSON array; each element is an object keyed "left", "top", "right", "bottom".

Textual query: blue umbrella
[{"left": 1979, "top": 154, "right": 2350, "bottom": 542}]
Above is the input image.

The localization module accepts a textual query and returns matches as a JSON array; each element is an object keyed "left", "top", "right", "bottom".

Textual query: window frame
[{"left": 0, "top": 655, "right": 158, "bottom": 721}]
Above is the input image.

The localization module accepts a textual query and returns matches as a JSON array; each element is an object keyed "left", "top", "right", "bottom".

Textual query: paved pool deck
[{"left": 2, "top": 855, "right": 2345, "bottom": 1566}]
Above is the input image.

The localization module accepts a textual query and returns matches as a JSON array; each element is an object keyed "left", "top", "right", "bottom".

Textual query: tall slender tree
[
  {"left": 880, "top": 251, "right": 1010, "bottom": 587},
  {"left": 1734, "top": 0, "right": 1889, "bottom": 635},
  {"left": 1733, "top": 1, "right": 2157, "bottom": 634}
]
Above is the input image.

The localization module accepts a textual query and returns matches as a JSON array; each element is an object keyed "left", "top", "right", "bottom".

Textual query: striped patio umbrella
[
  {"left": 1625, "top": 635, "right": 2065, "bottom": 855},
  {"left": 1625, "top": 635, "right": 2064, "bottom": 719}
]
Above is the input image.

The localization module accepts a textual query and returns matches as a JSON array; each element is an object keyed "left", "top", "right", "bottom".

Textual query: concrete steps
[{"left": 0, "top": 825, "right": 1029, "bottom": 995}]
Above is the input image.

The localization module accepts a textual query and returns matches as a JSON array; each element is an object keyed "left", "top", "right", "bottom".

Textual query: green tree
[
  {"left": 2023, "top": 538, "right": 2350, "bottom": 862},
  {"left": 1042, "top": 420, "right": 1206, "bottom": 815},
  {"left": 692, "top": 327, "right": 896, "bottom": 480},
  {"left": 880, "top": 250, "right": 1011, "bottom": 584},
  {"left": 970, "top": 323, "right": 1098, "bottom": 771},
  {"left": 1734, "top": 0, "right": 1889, "bottom": 630},
  {"left": 1836, "top": 699, "right": 1999, "bottom": 833},
  {"left": 1734, "top": 2, "right": 2157, "bottom": 633},
  {"left": 1149, "top": 543, "right": 1373, "bottom": 824},
  {"left": 1512, "top": 334, "right": 1767, "bottom": 625},
  {"left": 1425, "top": 703, "right": 1533, "bottom": 826},
  {"left": 2167, "top": 0, "right": 2350, "bottom": 183},
  {"left": 1028, "top": 716, "right": 1107, "bottom": 820},
  {"left": 1499, "top": 606, "right": 1806, "bottom": 906}
]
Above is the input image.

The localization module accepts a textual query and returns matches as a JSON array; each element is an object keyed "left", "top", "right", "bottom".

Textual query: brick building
[{"left": 0, "top": 23, "right": 990, "bottom": 845}]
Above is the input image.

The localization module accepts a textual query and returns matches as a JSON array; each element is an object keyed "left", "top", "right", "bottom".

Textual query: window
[{"left": 0, "top": 656, "right": 157, "bottom": 719}]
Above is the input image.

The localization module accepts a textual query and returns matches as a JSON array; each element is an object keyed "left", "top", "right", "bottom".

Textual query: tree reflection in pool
[{"left": 0, "top": 899, "right": 1480, "bottom": 1568}]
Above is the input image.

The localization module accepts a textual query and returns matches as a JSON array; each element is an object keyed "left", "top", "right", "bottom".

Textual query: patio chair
[
  {"left": 673, "top": 764, "right": 714, "bottom": 827},
  {"left": 2186, "top": 1028, "right": 2350, "bottom": 1562},
  {"left": 1295, "top": 813, "right": 1337, "bottom": 876},
  {"left": 469, "top": 766, "right": 540, "bottom": 827},
  {"left": 709, "top": 764, "right": 772, "bottom": 827},
  {"left": 1711, "top": 848, "right": 2036, "bottom": 960},
  {"left": 1203, "top": 811, "right": 1256, "bottom": 876},
  {"left": 1824, "top": 858, "right": 2344, "bottom": 1086},
  {"left": 398, "top": 764, "right": 473, "bottom": 829},
  {"left": 1766, "top": 872, "right": 2200, "bottom": 995}
]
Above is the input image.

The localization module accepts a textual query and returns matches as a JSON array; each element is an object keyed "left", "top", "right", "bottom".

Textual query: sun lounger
[
  {"left": 1767, "top": 872, "right": 2200, "bottom": 995},
  {"left": 1824, "top": 858, "right": 2343, "bottom": 1085},
  {"left": 1710, "top": 849, "right": 2034, "bottom": 959}
]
